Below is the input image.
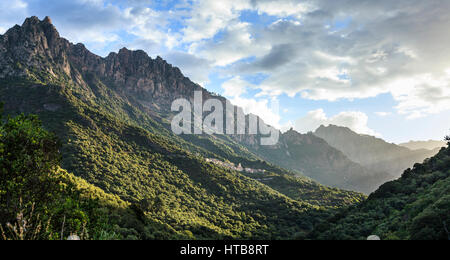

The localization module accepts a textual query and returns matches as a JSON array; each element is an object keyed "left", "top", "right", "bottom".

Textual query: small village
[{"left": 205, "top": 158, "right": 266, "bottom": 174}]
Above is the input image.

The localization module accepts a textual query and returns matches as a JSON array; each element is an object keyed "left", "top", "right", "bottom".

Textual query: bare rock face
[
  {"left": 99, "top": 48, "right": 215, "bottom": 110},
  {"left": 0, "top": 16, "right": 207, "bottom": 112},
  {"left": 0, "top": 16, "right": 72, "bottom": 79}
]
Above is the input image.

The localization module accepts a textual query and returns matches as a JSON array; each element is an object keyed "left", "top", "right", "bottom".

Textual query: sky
[{"left": 1, "top": 0, "right": 449, "bottom": 143}]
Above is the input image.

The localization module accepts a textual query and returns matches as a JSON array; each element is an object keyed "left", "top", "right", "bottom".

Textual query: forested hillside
[
  {"left": 0, "top": 16, "right": 365, "bottom": 240},
  {"left": 0, "top": 108, "right": 145, "bottom": 240},
  {"left": 309, "top": 140, "right": 450, "bottom": 240}
]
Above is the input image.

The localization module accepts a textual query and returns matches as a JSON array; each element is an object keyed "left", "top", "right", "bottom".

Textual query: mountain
[
  {"left": 309, "top": 143, "right": 450, "bottom": 240},
  {"left": 0, "top": 16, "right": 365, "bottom": 239},
  {"left": 245, "top": 129, "right": 389, "bottom": 194},
  {"left": 399, "top": 140, "right": 447, "bottom": 151},
  {"left": 315, "top": 125, "right": 440, "bottom": 183},
  {"left": 0, "top": 16, "right": 378, "bottom": 194}
]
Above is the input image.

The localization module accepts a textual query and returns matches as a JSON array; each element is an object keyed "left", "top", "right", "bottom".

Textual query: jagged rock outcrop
[
  {"left": 0, "top": 16, "right": 208, "bottom": 111},
  {"left": 0, "top": 16, "right": 71, "bottom": 78}
]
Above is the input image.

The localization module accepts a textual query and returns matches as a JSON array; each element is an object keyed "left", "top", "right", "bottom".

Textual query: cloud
[
  {"left": 180, "top": 0, "right": 312, "bottom": 67},
  {"left": 181, "top": 0, "right": 251, "bottom": 43},
  {"left": 249, "top": 43, "right": 299, "bottom": 70},
  {"left": 221, "top": 76, "right": 250, "bottom": 98},
  {"left": 229, "top": 96, "right": 281, "bottom": 128},
  {"left": 251, "top": 0, "right": 312, "bottom": 18},
  {"left": 221, "top": 76, "right": 280, "bottom": 128},
  {"left": 125, "top": 5, "right": 182, "bottom": 52},
  {"left": 220, "top": 0, "right": 450, "bottom": 118},
  {"left": 389, "top": 73, "right": 450, "bottom": 119},
  {"left": 164, "top": 51, "right": 213, "bottom": 85},
  {"left": 25, "top": 0, "right": 128, "bottom": 45},
  {"left": 294, "top": 109, "right": 380, "bottom": 136},
  {"left": 4, "top": 0, "right": 450, "bottom": 121},
  {"left": 375, "top": 112, "right": 392, "bottom": 117},
  {"left": 0, "top": 0, "right": 28, "bottom": 32},
  {"left": 193, "top": 21, "right": 269, "bottom": 67},
  {"left": 2, "top": 0, "right": 187, "bottom": 57}
]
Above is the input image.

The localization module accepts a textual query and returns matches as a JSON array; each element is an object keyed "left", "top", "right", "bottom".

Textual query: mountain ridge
[
  {"left": 252, "top": 129, "right": 390, "bottom": 194},
  {"left": 399, "top": 140, "right": 447, "bottom": 151},
  {"left": 4, "top": 16, "right": 386, "bottom": 193},
  {"left": 0, "top": 16, "right": 367, "bottom": 239},
  {"left": 314, "top": 124, "right": 440, "bottom": 184}
]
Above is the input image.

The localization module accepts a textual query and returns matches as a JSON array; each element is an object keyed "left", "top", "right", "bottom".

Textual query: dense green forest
[
  {"left": 0, "top": 84, "right": 363, "bottom": 240},
  {"left": 0, "top": 105, "right": 126, "bottom": 240},
  {"left": 308, "top": 138, "right": 450, "bottom": 240}
]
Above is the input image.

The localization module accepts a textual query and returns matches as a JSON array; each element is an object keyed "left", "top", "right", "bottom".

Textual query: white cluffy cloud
[
  {"left": 294, "top": 109, "right": 381, "bottom": 137},
  {"left": 221, "top": 0, "right": 450, "bottom": 119},
  {"left": 221, "top": 76, "right": 281, "bottom": 128},
  {"left": 182, "top": 1, "right": 251, "bottom": 43},
  {"left": 375, "top": 112, "right": 392, "bottom": 117},
  {"left": 2, "top": 0, "right": 450, "bottom": 125},
  {"left": 221, "top": 76, "right": 250, "bottom": 98},
  {"left": 253, "top": 0, "right": 312, "bottom": 18}
]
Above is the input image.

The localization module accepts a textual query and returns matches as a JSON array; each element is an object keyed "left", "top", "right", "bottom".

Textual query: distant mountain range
[
  {"left": 315, "top": 125, "right": 440, "bottom": 184},
  {"left": 399, "top": 140, "right": 447, "bottom": 151},
  {"left": 246, "top": 129, "right": 391, "bottom": 194}
]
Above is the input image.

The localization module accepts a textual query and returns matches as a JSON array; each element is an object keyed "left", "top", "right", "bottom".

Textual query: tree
[{"left": 0, "top": 111, "right": 61, "bottom": 234}]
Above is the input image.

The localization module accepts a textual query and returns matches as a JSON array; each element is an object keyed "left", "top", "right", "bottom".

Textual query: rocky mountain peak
[
  {"left": 118, "top": 47, "right": 132, "bottom": 55},
  {"left": 317, "top": 124, "right": 352, "bottom": 133},
  {"left": 19, "top": 16, "right": 60, "bottom": 41},
  {"left": 22, "top": 16, "right": 41, "bottom": 27},
  {"left": 0, "top": 17, "right": 209, "bottom": 111},
  {"left": 22, "top": 15, "right": 53, "bottom": 27},
  {"left": 284, "top": 128, "right": 302, "bottom": 137},
  {"left": 282, "top": 128, "right": 325, "bottom": 146},
  {"left": 0, "top": 16, "right": 69, "bottom": 79},
  {"left": 1, "top": 16, "right": 62, "bottom": 52},
  {"left": 43, "top": 16, "right": 53, "bottom": 25}
]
